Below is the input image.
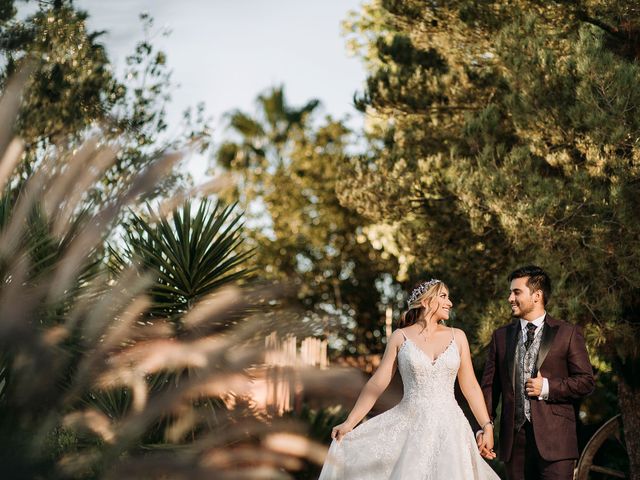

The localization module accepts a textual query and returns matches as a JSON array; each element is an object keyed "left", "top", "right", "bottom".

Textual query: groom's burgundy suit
[{"left": 480, "top": 315, "right": 595, "bottom": 477}]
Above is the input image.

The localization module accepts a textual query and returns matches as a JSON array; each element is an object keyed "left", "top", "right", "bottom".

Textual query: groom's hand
[{"left": 525, "top": 371, "right": 544, "bottom": 397}]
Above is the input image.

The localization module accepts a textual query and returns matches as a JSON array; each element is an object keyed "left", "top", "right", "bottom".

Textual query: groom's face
[{"left": 508, "top": 277, "right": 536, "bottom": 318}]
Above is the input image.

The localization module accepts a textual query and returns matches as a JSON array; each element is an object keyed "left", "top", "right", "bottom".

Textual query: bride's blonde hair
[{"left": 397, "top": 280, "right": 448, "bottom": 328}]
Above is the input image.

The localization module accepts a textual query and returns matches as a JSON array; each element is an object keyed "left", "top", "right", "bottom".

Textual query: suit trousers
[{"left": 505, "top": 421, "right": 575, "bottom": 480}]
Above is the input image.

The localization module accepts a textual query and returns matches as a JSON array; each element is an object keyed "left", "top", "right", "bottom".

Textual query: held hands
[
  {"left": 476, "top": 427, "right": 496, "bottom": 460},
  {"left": 331, "top": 421, "right": 354, "bottom": 442},
  {"left": 525, "top": 371, "right": 544, "bottom": 397}
]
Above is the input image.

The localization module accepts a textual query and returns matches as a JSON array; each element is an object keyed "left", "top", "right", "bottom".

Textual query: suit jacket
[{"left": 480, "top": 315, "right": 595, "bottom": 462}]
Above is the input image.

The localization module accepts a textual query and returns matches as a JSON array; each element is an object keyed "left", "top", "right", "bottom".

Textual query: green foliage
[
  {"left": 111, "top": 200, "right": 253, "bottom": 326},
  {"left": 0, "top": 189, "right": 103, "bottom": 337},
  {"left": 342, "top": 2, "right": 640, "bottom": 453},
  {"left": 215, "top": 87, "right": 399, "bottom": 354},
  {"left": 0, "top": 2, "right": 211, "bottom": 201},
  {"left": 292, "top": 405, "right": 348, "bottom": 443},
  {"left": 356, "top": 35, "right": 449, "bottom": 112}
]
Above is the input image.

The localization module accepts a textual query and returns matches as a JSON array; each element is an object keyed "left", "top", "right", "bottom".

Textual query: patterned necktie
[{"left": 524, "top": 322, "right": 537, "bottom": 350}]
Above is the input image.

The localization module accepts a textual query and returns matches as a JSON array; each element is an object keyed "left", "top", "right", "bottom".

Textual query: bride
[{"left": 319, "top": 279, "right": 500, "bottom": 479}]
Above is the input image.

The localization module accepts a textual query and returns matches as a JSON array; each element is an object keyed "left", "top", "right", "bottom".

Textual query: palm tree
[
  {"left": 216, "top": 86, "right": 319, "bottom": 204},
  {"left": 220, "top": 86, "right": 319, "bottom": 167}
]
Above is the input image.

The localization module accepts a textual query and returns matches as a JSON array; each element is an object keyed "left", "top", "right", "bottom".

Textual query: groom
[{"left": 478, "top": 266, "right": 595, "bottom": 479}]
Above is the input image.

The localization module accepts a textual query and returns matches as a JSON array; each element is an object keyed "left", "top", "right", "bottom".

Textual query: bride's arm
[
  {"left": 331, "top": 329, "right": 404, "bottom": 441},
  {"left": 455, "top": 329, "right": 496, "bottom": 459}
]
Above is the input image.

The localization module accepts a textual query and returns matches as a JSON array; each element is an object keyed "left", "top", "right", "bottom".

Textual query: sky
[{"left": 72, "top": 0, "right": 368, "bottom": 178}]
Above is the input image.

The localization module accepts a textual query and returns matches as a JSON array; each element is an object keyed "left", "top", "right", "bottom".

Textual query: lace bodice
[{"left": 397, "top": 337, "right": 459, "bottom": 403}]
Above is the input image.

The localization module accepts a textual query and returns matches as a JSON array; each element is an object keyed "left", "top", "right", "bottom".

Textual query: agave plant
[
  {"left": 99, "top": 199, "right": 254, "bottom": 442},
  {"left": 111, "top": 199, "right": 253, "bottom": 329}
]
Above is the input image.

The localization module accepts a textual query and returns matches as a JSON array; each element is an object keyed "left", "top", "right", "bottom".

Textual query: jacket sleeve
[
  {"left": 547, "top": 325, "right": 595, "bottom": 403},
  {"left": 480, "top": 331, "right": 502, "bottom": 421}
]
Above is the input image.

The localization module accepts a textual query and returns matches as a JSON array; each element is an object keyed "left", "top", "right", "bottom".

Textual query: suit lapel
[
  {"left": 505, "top": 320, "right": 519, "bottom": 392},
  {"left": 536, "top": 315, "right": 558, "bottom": 372}
]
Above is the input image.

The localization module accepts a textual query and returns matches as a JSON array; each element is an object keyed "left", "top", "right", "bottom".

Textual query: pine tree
[{"left": 344, "top": 0, "right": 640, "bottom": 473}]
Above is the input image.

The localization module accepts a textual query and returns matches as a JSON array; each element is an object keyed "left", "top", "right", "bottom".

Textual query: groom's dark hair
[{"left": 508, "top": 265, "right": 552, "bottom": 306}]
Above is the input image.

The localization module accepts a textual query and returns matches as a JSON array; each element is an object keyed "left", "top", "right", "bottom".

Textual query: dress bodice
[{"left": 397, "top": 337, "right": 460, "bottom": 405}]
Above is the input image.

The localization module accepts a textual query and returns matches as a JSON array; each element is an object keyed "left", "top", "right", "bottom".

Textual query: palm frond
[
  {"left": 112, "top": 199, "right": 254, "bottom": 323},
  {"left": 228, "top": 111, "right": 266, "bottom": 139}
]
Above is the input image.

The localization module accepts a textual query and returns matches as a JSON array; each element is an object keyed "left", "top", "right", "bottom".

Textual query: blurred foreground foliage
[{"left": 0, "top": 76, "right": 360, "bottom": 477}]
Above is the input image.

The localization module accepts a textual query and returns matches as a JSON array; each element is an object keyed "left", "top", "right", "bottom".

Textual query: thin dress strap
[
  {"left": 399, "top": 329, "right": 408, "bottom": 341},
  {"left": 450, "top": 326, "right": 456, "bottom": 342}
]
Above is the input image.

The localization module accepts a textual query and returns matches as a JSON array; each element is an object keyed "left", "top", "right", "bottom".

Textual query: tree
[
  {"left": 343, "top": 0, "right": 639, "bottom": 474},
  {"left": 0, "top": 0, "right": 211, "bottom": 202},
  {"left": 340, "top": 1, "right": 518, "bottom": 353},
  {"left": 215, "top": 86, "right": 399, "bottom": 354}
]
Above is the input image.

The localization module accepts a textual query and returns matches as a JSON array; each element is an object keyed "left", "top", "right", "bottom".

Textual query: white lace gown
[{"left": 318, "top": 331, "right": 500, "bottom": 480}]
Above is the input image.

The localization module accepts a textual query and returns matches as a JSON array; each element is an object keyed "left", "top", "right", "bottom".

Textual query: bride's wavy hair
[{"left": 397, "top": 280, "right": 449, "bottom": 328}]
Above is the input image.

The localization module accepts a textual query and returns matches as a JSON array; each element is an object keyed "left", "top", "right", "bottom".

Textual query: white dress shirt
[{"left": 520, "top": 313, "right": 549, "bottom": 400}]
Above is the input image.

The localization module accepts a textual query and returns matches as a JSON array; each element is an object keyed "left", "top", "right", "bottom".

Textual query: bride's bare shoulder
[
  {"left": 435, "top": 324, "right": 458, "bottom": 335},
  {"left": 451, "top": 327, "right": 466, "bottom": 336},
  {"left": 389, "top": 328, "right": 407, "bottom": 345}
]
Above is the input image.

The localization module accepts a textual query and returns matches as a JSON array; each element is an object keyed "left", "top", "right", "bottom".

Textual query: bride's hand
[
  {"left": 477, "top": 428, "right": 496, "bottom": 460},
  {"left": 331, "top": 422, "right": 353, "bottom": 442}
]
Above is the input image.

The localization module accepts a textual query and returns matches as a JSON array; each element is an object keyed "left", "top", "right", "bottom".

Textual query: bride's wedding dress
[{"left": 318, "top": 328, "right": 500, "bottom": 479}]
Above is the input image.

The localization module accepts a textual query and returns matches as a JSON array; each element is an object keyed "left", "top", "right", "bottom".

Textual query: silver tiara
[{"left": 407, "top": 278, "right": 441, "bottom": 306}]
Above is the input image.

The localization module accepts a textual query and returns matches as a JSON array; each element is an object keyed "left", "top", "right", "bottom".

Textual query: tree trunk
[{"left": 618, "top": 379, "right": 640, "bottom": 480}]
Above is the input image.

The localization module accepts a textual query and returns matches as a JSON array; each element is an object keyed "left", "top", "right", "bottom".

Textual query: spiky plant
[
  {"left": 111, "top": 200, "right": 253, "bottom": 329},
  {"left": 98, "top": 200, "right": 253, "bottom": 442}
]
